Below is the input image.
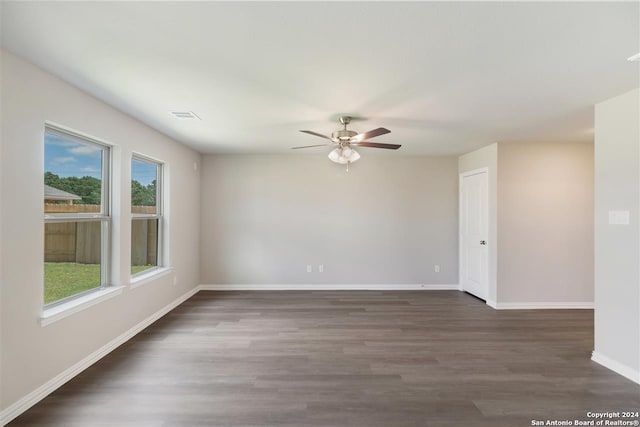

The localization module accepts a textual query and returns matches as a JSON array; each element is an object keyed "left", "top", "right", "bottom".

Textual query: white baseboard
[
  {"left": 491, "top": 301, "right": 594, "bottom": 310},
  {"left": 0, "top": 286, "right": 200, "bottom": 426},
  {"left": 199, "top": 283, "right": 460, "bottom": 291},
  {"left": 592, "top": 351, "right": 640, "bottom": 384}
]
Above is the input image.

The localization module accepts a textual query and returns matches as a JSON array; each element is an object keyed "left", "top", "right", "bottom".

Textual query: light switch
[{"left": 608, "top": 210, "right": 630, "bottom": 225}]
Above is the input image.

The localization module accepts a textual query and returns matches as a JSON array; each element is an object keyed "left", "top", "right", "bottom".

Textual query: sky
[
  {"left": 45, "top": 133, "right": 157, "bottom": 185},
  {"left": 131, "top": 158, "right": 157, "bottom": 186}
]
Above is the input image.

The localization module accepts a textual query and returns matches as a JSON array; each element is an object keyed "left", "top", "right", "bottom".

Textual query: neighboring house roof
[{"left": 44, "top": 184, "right": 82, "bottom": 201}]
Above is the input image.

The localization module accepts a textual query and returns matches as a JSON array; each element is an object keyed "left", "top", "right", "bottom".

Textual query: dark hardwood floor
[{"left": 10, "top": 291, "right": 640, "bottom": 426}]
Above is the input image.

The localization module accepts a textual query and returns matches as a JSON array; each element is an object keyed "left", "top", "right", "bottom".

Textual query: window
[
  {"left": 131, "top": 155, "right": 163, "bottom": 276},
  {"left": 44, "top": 126, "right": 110, "bottom": 306}
]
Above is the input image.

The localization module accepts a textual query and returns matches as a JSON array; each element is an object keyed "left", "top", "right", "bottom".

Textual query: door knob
[{"left": 480, "top": 240, "right": 487, "bottom": 245}]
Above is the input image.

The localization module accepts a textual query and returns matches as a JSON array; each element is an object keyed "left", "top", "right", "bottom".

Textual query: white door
[{"left": 460, "top": 170, "right": 489, "bottom": 300}]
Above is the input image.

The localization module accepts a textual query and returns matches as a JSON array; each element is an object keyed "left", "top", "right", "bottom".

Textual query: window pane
[
  {"left": 44, "top": 221, "right": 102, "bottom": 304},
  {"left": 131, "top": 218, "right": 159, "bottom": 275},
  {"left": 44, "top": 130, "right": 105, "bottom": 214},
  {"left": 131, "top": 159, "right": 158, "bottom": 214}
]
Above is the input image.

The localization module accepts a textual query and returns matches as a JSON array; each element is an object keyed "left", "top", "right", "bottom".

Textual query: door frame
[{"left": 459, "top": 167, "right": 490, "bottom": 302}]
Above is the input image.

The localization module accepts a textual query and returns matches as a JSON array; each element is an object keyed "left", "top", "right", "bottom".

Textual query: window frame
[
  {"left": 130, "top": 153, "right": 164, "bottom": 277},
  {"left": 44, "top": 124, "right": 112, "bottom": 308}
]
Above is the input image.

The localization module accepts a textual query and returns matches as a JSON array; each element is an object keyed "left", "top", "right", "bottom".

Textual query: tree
[
  {"left": 45, "top": 172, "right": 156, "bottom": 206},
  {"left": 44, "top": 172, "right": 102, "bottom": 205},
  {"left": 131, "top": 179, "right": 156, "bottom": 206}
]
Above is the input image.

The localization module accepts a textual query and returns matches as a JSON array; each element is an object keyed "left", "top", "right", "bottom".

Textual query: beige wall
[
  {"left": 458, "top": 142, "right": 594, "bottom": 307},
  {"left": 458, "top": 143, "right": 498, "bottom": 303},
  {"left": 0, "top": 51, "right": 201, "bottom": 411},
  {"left": 200, "top": 154, "right": 459, "bottom": 285},
  {"left": 594, "top": 88, "right": 639, "bottom": 381},
  {"left": 497, "top": 142, "right": 594, "bottom": 303}
]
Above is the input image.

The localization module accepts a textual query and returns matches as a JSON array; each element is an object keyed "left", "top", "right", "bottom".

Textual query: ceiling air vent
[{"left": 170, "top": 111, "right": 201, "bottom": 120}]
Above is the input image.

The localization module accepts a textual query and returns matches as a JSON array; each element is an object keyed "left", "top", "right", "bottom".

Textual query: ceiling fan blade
[
  {"left": 352, "top": 142, "right": 401, "bottom": 150},
  {"left": 291, "top": 144, "right": 333, "bottom": 149},
  {"left": 351, "top": 127, "right": 391, "bottom": 142},
  {"left": 300, "top": 130, "right": 333, "bottom": 140}
]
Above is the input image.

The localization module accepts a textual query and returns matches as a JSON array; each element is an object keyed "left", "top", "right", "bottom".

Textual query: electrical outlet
[
  {"left": 306, "top": 265, "right": 312, "bottom": 273},
  {"left": 434, "top": 265, "right": 440, "bottom": 273}
]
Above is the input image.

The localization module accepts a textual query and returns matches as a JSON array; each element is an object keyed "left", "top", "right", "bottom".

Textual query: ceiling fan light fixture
[
  {"left": 328, "top": 147, "right": 360, "bottom": 164},
  {"left": 346, "top": 149, "right": 360, "bottom": 163},
  {"left": 328, "top": 148, "right": 343, "bottom": 163}
]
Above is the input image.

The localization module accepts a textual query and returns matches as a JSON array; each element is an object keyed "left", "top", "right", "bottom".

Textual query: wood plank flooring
[{"left": 10, "top": 291, "right": 640, "bottom": 426}]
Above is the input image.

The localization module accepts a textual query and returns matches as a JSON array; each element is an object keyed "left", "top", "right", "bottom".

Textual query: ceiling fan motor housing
[{"left": 332, "top": 129, "right": 357, "bottom": 142}]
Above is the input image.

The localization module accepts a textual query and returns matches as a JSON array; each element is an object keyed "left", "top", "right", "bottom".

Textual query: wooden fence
[
  {"left": 44, "top": 204, "right": 158, "bottom": 265},
  {"left": 131, "top": 219, "right": 158, "bottom": 267},
  {"left": 45, "top": 204, "right": 156, "bottom": 214}
]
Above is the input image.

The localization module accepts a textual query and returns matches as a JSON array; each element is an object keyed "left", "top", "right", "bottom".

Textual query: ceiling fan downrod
[{"left": 339, "top": 116, "right": 351, "bottom": 130}]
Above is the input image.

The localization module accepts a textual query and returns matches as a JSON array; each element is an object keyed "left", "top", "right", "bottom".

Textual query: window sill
[
  {"left": 130, "top": 267, "right": 173, "bottom": 289},
  {"left": 41, "top": 286, "right": 124, "bottom": 327}
]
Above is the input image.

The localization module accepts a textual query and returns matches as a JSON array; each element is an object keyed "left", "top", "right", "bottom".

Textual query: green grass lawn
[
  {"left": 132, "top": 264, "right": 156, "bottom": 276},
  {"left": 44, "top": 262, "right": 157, "bottom": 304}
]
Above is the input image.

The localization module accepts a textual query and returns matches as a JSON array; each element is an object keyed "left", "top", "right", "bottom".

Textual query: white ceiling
[{"left": 2, "top": 1, "right": 638, "bottom": 155}]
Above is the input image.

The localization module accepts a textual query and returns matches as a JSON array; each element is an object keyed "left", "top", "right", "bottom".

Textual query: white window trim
[
  {"left": 44, "top": 124, "right": 113, "bottom": 308},
  {"left": 131, "top": 154, "right": 165, "bottom": 278},
  {"left": 130, "top": 266, "right": 173, "bottom": 289},
  {"left": 41, "top": 286, "right": 124, "bottom": 327}
]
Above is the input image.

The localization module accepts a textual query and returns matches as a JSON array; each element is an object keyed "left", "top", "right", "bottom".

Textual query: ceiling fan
[{"left": 292, "top": 116, "right": 401, "bottom": 171}]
